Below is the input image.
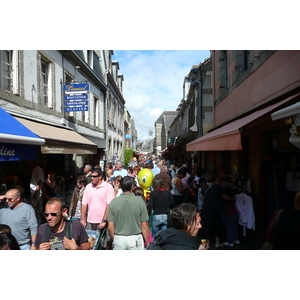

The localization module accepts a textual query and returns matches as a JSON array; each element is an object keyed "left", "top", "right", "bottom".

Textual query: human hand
[
  {"left": 63, "top": 237, "right": 78, "bottom": 250},
  {"left": 98, "top": 222, "right": 106, "bottom": 229},
  {"left": 80, "top": 220, "right": 86, "bottom": 227},
  {"left": 38, "top": 242, "right": 51, "bottom": 250}
]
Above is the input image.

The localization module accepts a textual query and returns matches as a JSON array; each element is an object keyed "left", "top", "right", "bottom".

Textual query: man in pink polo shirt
[{"left": 81, "top": 168, "right": 114, "bottom": 231}]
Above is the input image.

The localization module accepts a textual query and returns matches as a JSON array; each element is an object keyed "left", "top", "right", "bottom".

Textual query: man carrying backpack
[{"left": 34, "top": 197, "right": 90, "bottom": 250}]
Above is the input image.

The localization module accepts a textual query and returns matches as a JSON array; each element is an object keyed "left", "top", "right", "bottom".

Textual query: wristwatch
[{"left": 101, "top": 219, "right": 107, "bottom": 223}]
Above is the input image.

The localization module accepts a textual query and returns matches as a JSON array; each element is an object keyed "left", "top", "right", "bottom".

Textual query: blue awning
[{"left": 0, "top": 107, "right": 45, "bottom": 161}]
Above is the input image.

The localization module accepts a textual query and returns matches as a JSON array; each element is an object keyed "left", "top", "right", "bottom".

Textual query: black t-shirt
[
  {"left": 149, "top": 190, "right": 174, "bottom": 215},
  {"left": 35, "top": 220, "right": 89, "bottom": 250},
  {"left": 201, "top": 183, "right": 224, "bottom": 211}
]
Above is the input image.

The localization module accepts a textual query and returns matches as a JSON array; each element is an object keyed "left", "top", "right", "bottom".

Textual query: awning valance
[
  {"left": 15, "top": 117, "right": 98, "bottom": 155},
  {"left": 186, "top": 93, "right": 300, "bottom": 152}
]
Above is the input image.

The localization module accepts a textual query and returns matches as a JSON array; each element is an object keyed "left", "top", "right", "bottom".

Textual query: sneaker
[
  {"left": 223, "top": 242, "right": 234, "bottom": 247},
  {"left": 215, "top": 243, "right": 224, "bottom": 248},
  {"left": 233, "top": 240, "right": 240, "bottom": 245}
]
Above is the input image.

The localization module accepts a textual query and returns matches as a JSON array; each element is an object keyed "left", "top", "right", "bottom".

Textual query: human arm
[
  {"left": 176, "top": 177, "right": 188, "bottom": 193},
  {"left": 68, "top": 191, "right": 77, "bottom": 218},
  {"left": 27, "top": 206, "right": 38, "bottom": 250},
  {"left": 80, "top": 204, "right": 87, "bottom": 227},
  {"left": 141, "top": 221, "right": 150, "bottom": 248},
  {"left": 107, "top": 221, "right": 114, "bottom": 241},
  {"left": 30, "top": 234, "right": 36, "bottom": 250},
  {"left": 98, "top": 204, "right": 109, "bottom": 229},
  {"left": 63, "top": 237, "right": 90, "bottom": 250},
  {"left": 31, "top": 179, "right": 42, "bottom": 200}
]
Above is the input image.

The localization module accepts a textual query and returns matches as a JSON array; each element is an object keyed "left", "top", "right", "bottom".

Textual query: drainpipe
[{"left": 189, "top": 65, "right": 202, "bottom": 138}]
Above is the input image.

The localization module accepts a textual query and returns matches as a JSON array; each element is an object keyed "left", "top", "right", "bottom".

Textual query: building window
[
  {"left": 219, "top": 50, "right": 228, "bottom": 89},
  {"left": 0, "top": 50, "right": 19, "bottom": 94},
  {"left": 39, "top": 53, "right": 53, "bottom": 108},
  {"left": 82, "top": 105, "right": 89, "bottom": 123},
  {"left": 94, "top": 95, "right": 99, "bottom": 127},
  {"left": 87, "top": 50, "right": 93, "bottom": 68},
  {"left": 243, "top": 50, "right": 249, "bottom": 72},
  {"left": 0, "top": 50, "right": 12, "bottom": 92}
]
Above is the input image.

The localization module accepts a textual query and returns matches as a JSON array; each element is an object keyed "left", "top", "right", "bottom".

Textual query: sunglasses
[
  {"left": 91, "top": 175, "right": 100, "bottom": 178},
  {"left": 3, "top": 197, "right": 18, "bottom": 201},
  {"left": 43, "top": 212, "right": 61, "bottom": 217}
]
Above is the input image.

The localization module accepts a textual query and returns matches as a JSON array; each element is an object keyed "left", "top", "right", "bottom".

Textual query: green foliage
[{"left": 123, "top": 147, "right": 134, "bottom": 166}]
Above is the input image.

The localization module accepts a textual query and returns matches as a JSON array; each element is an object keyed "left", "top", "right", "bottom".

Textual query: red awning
[{"left": 186, "top": 93, "right": 300, "bottom": 152}]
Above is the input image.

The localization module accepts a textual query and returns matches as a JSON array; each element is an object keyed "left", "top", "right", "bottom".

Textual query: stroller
[
  {"left": 86, "top": 230, "right": 100, "bottom": 250},
  {"left": 86, "top": 228, "right": 107, "bottom": 250}
]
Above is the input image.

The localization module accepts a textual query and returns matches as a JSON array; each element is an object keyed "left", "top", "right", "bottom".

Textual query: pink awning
[{"left": 186, "top": 93, "right": 300, "bottom": 152}]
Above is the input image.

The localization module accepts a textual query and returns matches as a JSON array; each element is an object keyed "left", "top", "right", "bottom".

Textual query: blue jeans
[
  {"left": 19, "top": 243, "right": 31, "bottom": 250},
  {"left": 152, "top": 214, "right": 168, "bottom": 238},
  {"left": 226, "top": 214, "right": 239, "bottom": 244}
]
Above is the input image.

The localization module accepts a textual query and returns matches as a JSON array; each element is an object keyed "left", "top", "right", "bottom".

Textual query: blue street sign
[
  {"left": 65, "top": 101, "right": 88, "bottom": 106},
  {"left": 64, "top": 94, "right": 88, "bottom": 100},
  {"left": 65, "top": 107, "right": 88, "bottom": 112},
  {"left": 63, "top": 83, "right": 90, "bottom": 94}
]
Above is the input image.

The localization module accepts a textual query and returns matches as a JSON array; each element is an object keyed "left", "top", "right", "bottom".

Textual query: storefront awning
[
  {"left": 186, "top": 94, "right": 300, "bottom": 152},
  {"left": 0, "top": 107, "right": 45, "bottom": 161},
  {"left": 0, "top": 107, "right": 45, "bottom": 146},
  {"left": 15, "top": 117, "right": 98, "bottom": 155}
]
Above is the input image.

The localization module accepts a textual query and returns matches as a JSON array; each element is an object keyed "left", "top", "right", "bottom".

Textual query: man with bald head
[{"left": 0, "top": 188, "right": 38, "bottom": 250}]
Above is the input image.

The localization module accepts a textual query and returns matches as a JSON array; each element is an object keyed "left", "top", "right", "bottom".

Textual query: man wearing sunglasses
[
  {"left": 34, "top": 197, "right": 90, "bottom": 250},
  {"left": 0, "top": 189, "right": 38, "bottom": 250},
  {"left": 81, "top": 168, "right": 114, "bottom": 232}
]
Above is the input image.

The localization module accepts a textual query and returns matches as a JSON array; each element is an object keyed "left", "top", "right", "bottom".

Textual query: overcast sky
[{"left": 113, "top": 50, "right": 210, "bottom": 142}]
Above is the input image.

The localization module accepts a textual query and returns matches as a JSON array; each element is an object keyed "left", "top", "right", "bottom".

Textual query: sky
[{"left": 113, "top": 50, "right": 210, "bottom": 142}]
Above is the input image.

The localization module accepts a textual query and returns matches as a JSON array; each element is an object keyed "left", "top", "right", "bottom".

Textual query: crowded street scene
[
  {"left": 3, "top": 8, "right": 298, "bottom": 300},
  {"left": 1, "top": 50, "right": 300, "bottom": 254}
]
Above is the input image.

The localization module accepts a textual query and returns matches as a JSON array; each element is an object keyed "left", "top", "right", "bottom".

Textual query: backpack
[
  {"left": 147, "top": 239, "right": 163, "bottom": 250},
  {"left": 43, "top": 220, "right": 73, "bottom": 242}
]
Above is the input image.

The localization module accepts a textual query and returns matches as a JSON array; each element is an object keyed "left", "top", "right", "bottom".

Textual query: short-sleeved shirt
[
  {"left": 35, "top": 220, "right": 88, "bottom": 250},
  {"left": 82, "top": 181, "right": 114, "bottom": 223},
  {"left": 0, "top": 202, "right": 38, "bottom": 246},
  {"left": 107, "top": 193, "right": 149, "bottom": 236},
  {"left": 113, "top": 169, "right": 128, "bottom": 178}
]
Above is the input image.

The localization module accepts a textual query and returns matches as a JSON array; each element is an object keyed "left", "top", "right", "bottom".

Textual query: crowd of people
[{"left": 1, "top": 155, "right": 298, "bottom": 250}]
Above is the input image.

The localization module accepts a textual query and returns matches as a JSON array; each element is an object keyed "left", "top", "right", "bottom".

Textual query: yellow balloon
[{"left": 138, "top": 168, "right": 153, "bottom": 190}]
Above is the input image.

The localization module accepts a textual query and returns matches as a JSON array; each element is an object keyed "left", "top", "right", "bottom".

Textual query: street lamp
[{"left": 149, "top": 130, "right": 153, "bottom": 153}]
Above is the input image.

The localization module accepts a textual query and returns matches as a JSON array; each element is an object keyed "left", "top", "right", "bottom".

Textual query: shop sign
[
  {"left": 0, "top": 143, "right": 39, "bottom": 161},
  {"left": 63, "top": 83, "right": 89, "bottom": 94},
  {"left": 65, "top": 101, "right": 88, "bottom": 106},
  {"left": 64, "top": 94, "right": 88, "bottom": 100},
  {"left": 65, "top": 106, "right": 88, "bottom": 112}
]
